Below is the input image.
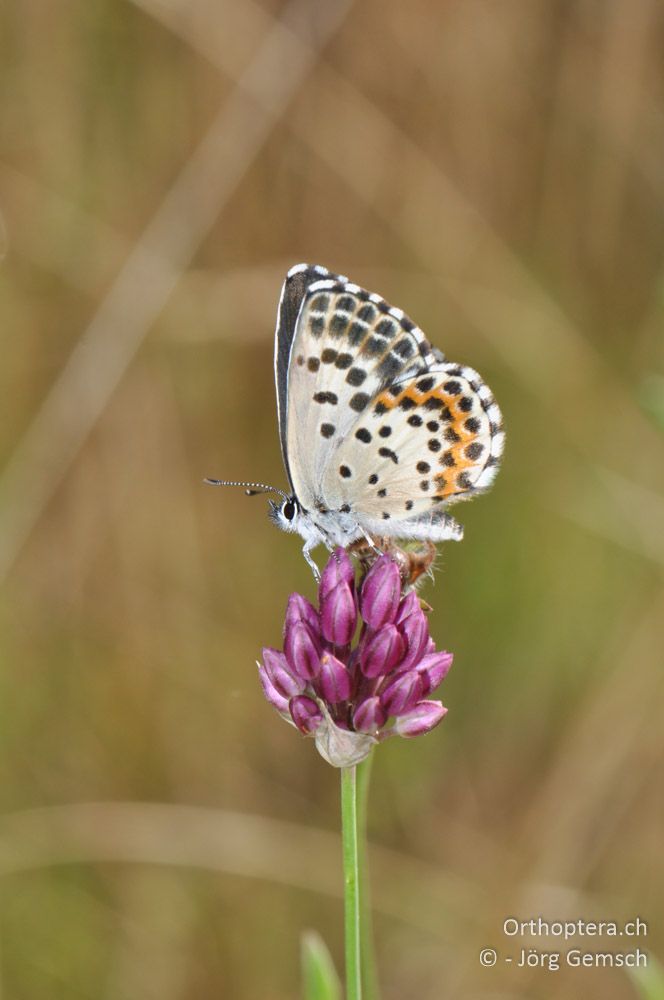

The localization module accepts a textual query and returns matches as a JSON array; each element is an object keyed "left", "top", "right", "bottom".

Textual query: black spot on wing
[
  {"left": 393, "top": 339, "right": 414, "bottom": 359},
  {"left": 375, "top": 319, "right": 397, "bottom": 339},
  {"left": 350, "top": 392, "right": 370, "bottom": 412},
  {"left": 330, "top": 313, "right": 349, "bottom": 337},
  {"left": 363, "top": 336, "right": 384, "bottom": 357},
  {"left": 348, "top": 322, "right": 366, "bottom": 346},
  {"left": 346, "top": 367, "right": 367, "bottom": 387},
  {"left": 378, "top": 446, "right": 399, "bottom": 464},
  {"left": 377, "top": 353, "right": 403, "bottom": 381}
]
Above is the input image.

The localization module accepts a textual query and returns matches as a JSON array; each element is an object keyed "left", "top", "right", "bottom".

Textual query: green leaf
[
  {"left": 628, "top": 955, "right": 664, "bottom": 1000},
  {"left": 301, "top": 930, "right": 342, "bottom": 1000}
]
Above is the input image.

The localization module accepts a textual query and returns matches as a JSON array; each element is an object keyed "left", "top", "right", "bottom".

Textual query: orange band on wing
[{"left": 373, "top": 383, "right": 479, "bottom": 498}]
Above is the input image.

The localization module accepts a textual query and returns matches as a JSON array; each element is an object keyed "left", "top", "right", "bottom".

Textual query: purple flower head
[{"left": 258, "top": 550, "right": 453, "bottom": 767}]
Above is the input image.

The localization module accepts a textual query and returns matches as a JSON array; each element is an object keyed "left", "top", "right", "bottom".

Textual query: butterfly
[{"left": 207, "top": 264, "right": 504, "bottom": 579}]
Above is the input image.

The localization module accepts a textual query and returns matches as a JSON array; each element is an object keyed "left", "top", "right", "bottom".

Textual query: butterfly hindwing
[{"left": 321, "top": 364, "right": 504, "bottom": 538}]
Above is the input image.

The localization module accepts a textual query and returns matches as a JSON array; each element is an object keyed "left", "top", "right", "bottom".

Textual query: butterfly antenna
[{"left": 204, "top": 479, "right": 289, "bottom": 500}]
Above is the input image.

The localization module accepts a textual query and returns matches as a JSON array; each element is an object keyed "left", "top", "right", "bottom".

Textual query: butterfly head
[
  {"left": 268, "top": 495, "right": 301, "bottom": 534},
  {"left": 205, "top": 478, "right": 300, "bottom": 529}
]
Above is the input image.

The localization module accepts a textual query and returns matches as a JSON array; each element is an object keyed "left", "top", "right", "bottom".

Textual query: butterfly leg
[
  {"left": 361, "top": 531, "right": 382, "bottom": 556},
  {"left": 302, "top": 540, "right": 321, "bottom": 581}
]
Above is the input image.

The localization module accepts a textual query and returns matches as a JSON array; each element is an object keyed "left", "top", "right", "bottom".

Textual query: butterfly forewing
[
  {"left": 275, "top": 264, "right": 348, "bottom": 486},
  {"left": 284, "top": 277, "right": 440, "bottom": 512}
]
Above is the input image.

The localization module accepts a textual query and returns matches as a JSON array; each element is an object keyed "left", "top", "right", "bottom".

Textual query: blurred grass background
[{"left": 1, "top": 1, "right": 663, "bottom": 997}]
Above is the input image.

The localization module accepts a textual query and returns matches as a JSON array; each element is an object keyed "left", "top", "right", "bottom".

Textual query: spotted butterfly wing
[
  {"left": 321, "top": 365, "right": 503, "bottom": 538},
  {"left": 274, "top": 264, "right": 348, "bottom": 490},
  {"left": 276, "top": 264, "right": 504, "bottom": 565}
]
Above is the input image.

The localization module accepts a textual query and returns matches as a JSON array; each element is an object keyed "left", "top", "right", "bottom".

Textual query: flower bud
[
  {"left": 284, "top": 594, "right": 320, "bottom": 637},
  {"left": 262, "top": 647, "right": 306, "bottom": 699},
  {"left": 395, "top": 590, "right": 419, "bottom": 624},
  {"left": 353, "top": 696, "right": 387, "bottom": 734},
  {"left": 290, "top": 696, "right": 323, "bottom": 734},
  {"left": 284, "top": 621, "right": 320, "bottom": 681},
  {"left": 397, "top": 605, "right": 430, "bottom": 672},
  {"left": 359, "top": 624, "right": 405, "bottom": 678},
  {"left": 319, "top": 548, "right": 355, "bottom": 603},
  {"left": 417, "top": 651, "right": 453, "bottom": 695},
  {"left": 360, "top": 555, "right": 401, "bottom": 629},
  {"left": 320, "top": 581, "right": 357, "bottom": 645},
  {"left": 257, "top": 663, "right": 289, "bottom": 714},
  {"left": 381, "top": 670, "right": 424, "bottom": 715},
  {"left": 394, "top": 700, "right": 447, "bottom": 738},
  {"left": 319, "top": 652, "right": 351, "bottom": 703}
]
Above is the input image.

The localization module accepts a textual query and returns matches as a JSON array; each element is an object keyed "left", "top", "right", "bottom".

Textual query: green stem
[
  {"left": 356, "top": 751, "right": 380, "bottom": 1000},
  {"left": 341, "top": 766, "right": 362, "bottom": 1000}
]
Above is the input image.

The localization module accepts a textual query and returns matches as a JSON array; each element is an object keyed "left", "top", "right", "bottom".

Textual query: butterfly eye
[{"left": 283, "top": 499, "right": 297, "bottom": 521}]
